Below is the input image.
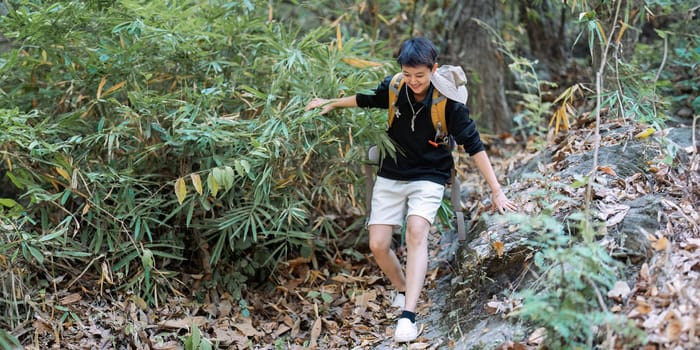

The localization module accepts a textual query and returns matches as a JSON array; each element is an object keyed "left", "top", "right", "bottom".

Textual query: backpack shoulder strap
[
  {"left": 388, "top": 73, "right": 450, "bottom": 135},
  {"left": 387, "top": 73, "right": 403, "bottom": 128},
  {"left": 430, "top": 88, "right": 449, "bottom": 136}
]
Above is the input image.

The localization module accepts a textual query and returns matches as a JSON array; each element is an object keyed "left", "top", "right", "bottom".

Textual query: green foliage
[
  {"left": 493, "top": 178, "right": 645, "bottom": 349},
  {"left": 570, "top": 2, "right": 700, "bottom": 127},
  {"left": 183, "top": 323, "right": 214, "bottom": 350},
  {"left": 634, "top": 16, "right": 700, "bottom": 119},
  {"left": 0, "top": 0, "right": 392, "bottom": 322},
  {"left": 0, "top": 328, "right": 22, "bottom": 350}
]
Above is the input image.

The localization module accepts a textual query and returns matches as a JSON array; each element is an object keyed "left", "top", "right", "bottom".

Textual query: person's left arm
[
  {"left": 471, "top": 151, "right": 516, "bottom": 213},
  {"left": 448, "top": 102, "right": 516, "bottom": 214}
]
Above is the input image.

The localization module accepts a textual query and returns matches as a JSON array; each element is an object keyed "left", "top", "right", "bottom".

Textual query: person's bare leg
[
  {"left": 403, "top": 215, "right": 430, "bottom": 312},
  {"left": 368, "top": 224, "right": 405, "bottom": 292}
]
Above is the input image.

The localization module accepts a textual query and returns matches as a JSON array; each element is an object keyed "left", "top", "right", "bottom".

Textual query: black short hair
[{"left": 396, "top": 37, "right": 438, "bottom": 69}]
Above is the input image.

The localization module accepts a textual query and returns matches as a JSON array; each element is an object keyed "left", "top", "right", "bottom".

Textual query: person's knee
[
  {"left": 405, "top": 218, "right": 429, "bottom": 246},
  {"left": 369, "top": 236, "right": 392, "bottom": 256}
]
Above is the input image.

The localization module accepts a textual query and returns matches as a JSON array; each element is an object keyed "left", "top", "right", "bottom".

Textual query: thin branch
[
  {"left": 585, "top": 0, "right": 623, "bottom": 213},
  {"left": 614, "top": 48, "right": 626, "bottom": 123},
  {"left": 66, "top": 254, "right": 106, "bottom": 289},
  {"left": 652, "top": 33, "right": 669, "bottom": 121},
  {"left": 584, "top": 275, "right": 613, "bottom": 350}
]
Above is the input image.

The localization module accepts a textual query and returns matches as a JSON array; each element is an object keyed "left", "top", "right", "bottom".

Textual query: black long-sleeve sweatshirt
[{"left": 356, "top": 75, "right": 485, "bottom": 185}]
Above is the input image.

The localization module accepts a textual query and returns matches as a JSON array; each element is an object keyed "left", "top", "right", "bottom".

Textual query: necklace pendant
[
  {"left": 395, "top": 108, "right": 401, "bottom": 119},
  {"left": 411, "top": 114, "right": 416, "bottom": 132}
]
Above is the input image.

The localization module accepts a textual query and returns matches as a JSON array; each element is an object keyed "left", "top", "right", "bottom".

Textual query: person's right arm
[{"left": 304, "top": 96, "right": 358, "bottom": 115}]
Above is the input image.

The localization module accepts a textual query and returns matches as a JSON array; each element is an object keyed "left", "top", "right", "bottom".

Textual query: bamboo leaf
[
  {"left": 27, "top": 245, "right": 44, "bottom": 264},
  {"left": 634, "top": 127, "right": 656, "bottom": 139},
  {"left": 96, "top": 76, "right": 107, "bottom": 99},
  {"left": 222, "top": 166, "right": 235, "bottom": 191},
  {"left": 175, "top": 177, "right": 187, "bottom": 205},
  {"left": 190, "top": 173, "right": 203, "bottom": 195},
  {"left": 595, "top": 20, "right": 607, "bottom": 46},
  {"left": 0, "top": 198, "right": 19, "bottom": 208},
  {"left": 102, "top": 81, "right": 126, "bottom": 97},
  {"left": 342, "top": 57, "right": 383, "bottom": 68},
  {"left": 55, "top": 167, "right": 71, "bottom": 182},
  {"left": 207, "top": 172, "right": 219, "bottom": 197}
]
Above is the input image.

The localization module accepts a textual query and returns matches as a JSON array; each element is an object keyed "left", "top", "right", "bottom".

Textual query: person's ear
[{"left": 431, "top": 63, "right": 438, "bottom": 73}]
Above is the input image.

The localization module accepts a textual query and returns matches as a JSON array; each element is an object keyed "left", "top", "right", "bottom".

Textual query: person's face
[{"left": 401, "top": 63, "right": 437, "bottom": 96}]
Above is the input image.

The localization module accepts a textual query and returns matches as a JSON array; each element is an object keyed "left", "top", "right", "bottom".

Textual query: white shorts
[{"left": 367, "top": 176, "right": 445, "bottom": 227}]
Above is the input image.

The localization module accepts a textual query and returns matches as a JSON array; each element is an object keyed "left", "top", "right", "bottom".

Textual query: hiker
[{"left": 304, "top": 37, "right": 516, "bottom": 343}]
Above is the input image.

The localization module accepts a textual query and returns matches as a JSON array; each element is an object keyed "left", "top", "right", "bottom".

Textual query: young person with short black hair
[{"left": 305, "top": 37, "right": 516, "bottom": 343}]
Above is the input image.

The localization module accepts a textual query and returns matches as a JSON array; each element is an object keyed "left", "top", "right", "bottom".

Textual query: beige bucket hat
[{"left": 431, "top": 65, "right": 468, "bottom": 105}]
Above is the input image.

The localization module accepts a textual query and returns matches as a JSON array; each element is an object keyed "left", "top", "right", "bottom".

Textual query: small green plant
[
  {"left": 495, "top": 183, "right": 645, "bottom": 349},
  {"left": 0, "top": 328, "right": 22, "bottom": 350},
  {"left": 183, "top": 323, "right": 213, "bottom": 350}
]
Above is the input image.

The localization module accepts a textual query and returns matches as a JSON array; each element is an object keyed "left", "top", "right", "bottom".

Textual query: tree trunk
[
  {"left": 519, "top": 0, "right": 567, "bottom": 73},
  {"left": 444, "top": 0, "right": 512, "bottom": 134}
]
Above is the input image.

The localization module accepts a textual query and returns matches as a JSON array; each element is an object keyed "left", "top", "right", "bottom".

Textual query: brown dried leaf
[
  {"left": 640, "top": 263, "right": 651, "bottom": 280},
  {"left": 664, "top": 313, "right": 683, "bottom": 341},
  {"left": 151, "top": 341, "right": 180, "bottom": 350},
  {"left": 596, "top": 203, "right": 630, "bottom": 226},
  {"left": 158, "top": 316, "right": 207, "bottom": 330},
  {"left": 60, "top": 293, "right": 82, "bottom": 305},
  {"left": 485, "top": 301, "right": 501, "bottom": 314},
  {"left": 607, "top": 281, "right": 631, "bottom": 300},
  {"left": 218, "top": 299, "right": 233, "bottom": 317},
  {"left": 682, "top": 238, "right": 700, "bottom": 250},
  {"left": 493, "top": 241, "right": 505, "bottom": 258},
  {"left": 408, "top": 342, "right": 432, "bottom": 349},
  {"left": 232, "top": 318, "right": 263, "bottom": 337},
  {"left": 635, "top": 300, "right": 653, "bottom": 315},
  {"left": 527, "top": 327, "right": 546, "bottom": 345},
  {"left": 598, "top": 165, "right": 617, "bottom": 176},
  {"left": 274, "top": 324, "right": 291, "bottom": 338},
  {"left": 211, "top": 327, "right": 242, "bottom": 347},
  {"left": 309, "top": 318, "right": 322, "bottom": 348},
  {"left": 652, "top": 236, "right": 669, "bottom": 251}
]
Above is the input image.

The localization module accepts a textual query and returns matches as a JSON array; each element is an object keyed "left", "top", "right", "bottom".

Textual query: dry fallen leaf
[
  {"left": 485, "top": 301, "right": 500, "bottom": 314},
  {"left": 309, "top": 317, "right": 322, "bottom": 348},
  {"left": 664, "top": 312, "right": 683, "bottom": 341},
  {"left": 60, "top": 293, "right": 82, "bottom": 305},
  {"left": 652, "top": 236, "right": 669, "bottom": 251},
  {"left": 408, "top": 342, "right": 431, "bottom": 349},
  {"left": 158, "top": 316, "right": 207, "bottom": 330},
  {"left": 151, "top": 341, "right": 180, "bottom": 350},
  {"left": 635, "top": 299, "right": 653, "bottom": 315},
  {"left": 596, "top": 203, "right": 630, "bottom": 226},
  {"left": 212, "top": 327, "right": 243, "bottom": 347},
  {"left": 607, "top": 281, "right": 632, "bottom": 300},
  {"left": 232, "top": 318, "right": 264, "bottom": 337},
  {"left": 527, "top": 327, "right": 546, "bottom": 345},
  {"left": 493, "top": 241, "right": 505, "bottom": 258},
  {"left": 598, "top": 165, "right": 617, "bottom": 176}
]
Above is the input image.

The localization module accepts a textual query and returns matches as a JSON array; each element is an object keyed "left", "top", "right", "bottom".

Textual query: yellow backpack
[{"left": 387, "top": 73, "right": 449, "bottom": 138}]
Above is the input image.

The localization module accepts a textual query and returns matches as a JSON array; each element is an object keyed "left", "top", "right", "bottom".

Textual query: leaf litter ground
[{"left": 13, "top": 119, "right": 699, "bottom": 350}]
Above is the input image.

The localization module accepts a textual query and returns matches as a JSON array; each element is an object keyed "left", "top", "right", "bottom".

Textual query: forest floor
[{"left": 14, "top": 118, "right": 700, "bottom": 350}]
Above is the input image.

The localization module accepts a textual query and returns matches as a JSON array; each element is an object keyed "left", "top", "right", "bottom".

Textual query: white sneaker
[
  {"left": 394, "top": 318, "right": 418, "bottom": 342},
  {"left": 391, "top": 293, "right": 405, "bottom": 308}
]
